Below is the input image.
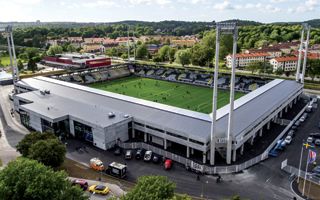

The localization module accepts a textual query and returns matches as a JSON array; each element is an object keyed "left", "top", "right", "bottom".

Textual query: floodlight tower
[
  {"left": 295, "top": 23, "right": 311, "bottom": 84},
  {"left": 210, "top": 22, "right": 238, "bottom": 165},
  {"left": 0, "top": 25, "right": 19, "bottom": 87}
]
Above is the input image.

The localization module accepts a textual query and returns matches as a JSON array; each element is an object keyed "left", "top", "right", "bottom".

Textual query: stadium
[
  {"left": 11, "top": 23, "right": 309, "bottom": 174},
  {"left": 13, "top": 62, "right": 305, "bottom": 173}
]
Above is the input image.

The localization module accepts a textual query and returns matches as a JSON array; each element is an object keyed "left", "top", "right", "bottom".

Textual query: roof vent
[
  {"left": 108, "top": 112, "right": 115, "bottom": 118},
  {"left": 45, "top": 90, "right": 50, "bottom": 94},
  {"left": 40, "top": 90, "right": 46, "bottom": 95},
  {"left": 124, "top": 114, "right": 129, "bottom": 118}
]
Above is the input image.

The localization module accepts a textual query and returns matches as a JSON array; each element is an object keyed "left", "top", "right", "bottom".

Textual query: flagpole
[
  {"left": 297, "top": 143, "right": 304, "bottom": 183},
  {"left": 302, "top": 150, "right": 309, "bottom": 196}
]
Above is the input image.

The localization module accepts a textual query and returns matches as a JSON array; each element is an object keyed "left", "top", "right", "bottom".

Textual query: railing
[
  {"left": 282, "top": 165, "right": 320, "bottom": 185},
  {"left": 120, "top": 103, "right": 309, "bottom": 174}
]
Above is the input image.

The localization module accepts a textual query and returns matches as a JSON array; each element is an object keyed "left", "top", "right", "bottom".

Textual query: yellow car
[{"left": 88, "top": 184, "right": 110, "bottom": 195}]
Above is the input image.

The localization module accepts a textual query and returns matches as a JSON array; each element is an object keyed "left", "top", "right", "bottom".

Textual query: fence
[
  {"left": 120, "top": 103, "right": 309, "bottom": 174},
  {"left": 282, "top": 164, "right": 320, "bottom": 185}
]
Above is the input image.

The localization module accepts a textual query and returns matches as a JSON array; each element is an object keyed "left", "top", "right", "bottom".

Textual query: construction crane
[{"left": 0, "top": 25, "right": 19, "bottom": 89}]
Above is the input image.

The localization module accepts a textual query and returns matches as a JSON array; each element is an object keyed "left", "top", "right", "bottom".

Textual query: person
[{"left": 216, "top": 174, "right": 222, "bottom": 183}]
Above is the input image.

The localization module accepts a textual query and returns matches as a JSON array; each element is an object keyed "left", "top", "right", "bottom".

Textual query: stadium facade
[{"left": 13, "top": 76, "right": 303, "bottom": 165}]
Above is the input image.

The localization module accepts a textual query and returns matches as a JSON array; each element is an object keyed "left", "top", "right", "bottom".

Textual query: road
[{"left": 0, "top": 84, "right": 314, "bottom": 199}]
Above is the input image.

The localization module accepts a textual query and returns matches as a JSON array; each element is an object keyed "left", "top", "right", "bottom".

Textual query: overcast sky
[{"left": 0, "top": 0, "right": 319, "bottom": 23}]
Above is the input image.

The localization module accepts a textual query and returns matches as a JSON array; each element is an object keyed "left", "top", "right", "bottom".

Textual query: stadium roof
[{"left": 16, "top": 77, "right": 302, "bottom": 143}]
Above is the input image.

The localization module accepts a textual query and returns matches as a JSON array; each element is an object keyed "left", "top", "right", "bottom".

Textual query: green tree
[
  {"left": 28, "top": 138, "right": 66, "bottom": 168},
  {"left": 66, "top": 44, "right": 76, "bottom": 52},
  {"left": 27, "top": 58, "right": 37, "bottom": 72},
  {"left": 158, "top": 45, "right": 171, "bottom": 62},
  {"left": 17, "top": 60, "right": 24, "bottom": 71},
  {"left": 275, "top": 68, "right": 284, "bottom": 75},
  {"left": 175, "top": 49, "right": 191, "bottom": 67},
  {"left": 307, "top": 59, "right": 320, "bottom": 81},
  {"left": 136, "top": 44, "right": 148, "bottom": 59},
  {"left": 245, "top": 62, "right": 260, "bottom": 74},
  {"left": 25, "top": 47, "right": 39, "bottom": 59},
  {"left": 16, "top": 132, "right": 56, "bottom": 157},
  {"left": 169, "top": 47, "right": 177, "bottom": 63},
  {"left": 122, "top": 176, "right": 175, "bottom": 200},
  {"left": 47, "top": 45, "right": 63, "bottom": 56},
  {"left": 0, "top": 158, "right": 87, "bottom": 200}
]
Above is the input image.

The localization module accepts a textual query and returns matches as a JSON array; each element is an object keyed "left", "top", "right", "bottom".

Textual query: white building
[
  {"left": 226, "top": 53, "right": 269, "bottom": 68},
  {"left": 269, "top": 57, "right": 298, "bottom": 72},
  {"left": 244, "top": 48, "right": 282, "bottom": 59}
]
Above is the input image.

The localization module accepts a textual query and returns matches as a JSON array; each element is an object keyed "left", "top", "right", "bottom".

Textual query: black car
[
  {"left": 288, "top": 130, "right": 295, "bottom": 138},
  {"left": 291, "top": 125, "right": 298, "bottom": 130},
  {"left": 135, "top": 149, "right": 144, "bottom": 160},
  {"left": 152, "top": 155, "right": 161, "bottom": 164},
  {"left": 114, "top": 147, "right": 122, "bottom": 156},
  {"left": 309, "top": 132, "right": 320, "bottom": 139}
]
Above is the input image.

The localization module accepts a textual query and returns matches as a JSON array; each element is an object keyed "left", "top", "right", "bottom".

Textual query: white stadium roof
[{"left": 16, "top": 76, "right": 302, "bottom": 143}]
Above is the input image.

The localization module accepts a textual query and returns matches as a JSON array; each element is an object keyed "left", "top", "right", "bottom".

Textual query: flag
[{"left": 308, "top": 150, "right": 317, "bottom": 164}]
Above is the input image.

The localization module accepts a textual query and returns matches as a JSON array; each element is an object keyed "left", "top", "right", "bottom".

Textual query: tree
[
  {"left": 66, "top": 44, "right": 76, "bottom": 52},
  {"left": 28, "top": 138, "right": 66, "bottom": 168},
  {"left": 17, "top": 60, "right": 24, "bottom": 71},
  {"left": 158, "top": 45, "right": 171, "bottom": 62},
  {"left": 307, "top": 59, "right": 320, "bottom": 81},
  {"left": 245, "top": 62, "right": 260, "bottom": 74},
  {"left": 175, "top": 49, "right": 191, "bottom": 67},
  {"left": 136, "top": 44, "right": 148, "bottom": 59},
  {"left": 169, "top": 47, "right": 177, "bottom": 63},
  {"left": 47, "top": 45, "right": 63, "bottom": 56},
  {"left": 27, "top": 58, "right": 37, "bottom": 72},
  {"left": 121, "top": 176, "right": 175, "bottom": 200},
  {"left": 16, "top": 132, "right": 56, "bottom": 157},
  {"left": 25, "top": 47, "right": 39, "bottom": 59},
  {"left": 275, "top": 68, "right": 284, "bottom": 75},
  {"left": 0, "top": 158, "right": 87, "bottom": 200}
]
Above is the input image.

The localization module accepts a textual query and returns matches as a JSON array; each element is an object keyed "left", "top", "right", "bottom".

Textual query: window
[
  {"left": 134, "top": 122, "right": 144, "bottom": 127},
  {"left": 167, "top": 132, "right": 187, "bottom": 140},
  {"left": 189, "top": 138, "right": 204, "bottom": 146},
  {"left": 146, "top": 125, "right": 164, "bottom": 133}
]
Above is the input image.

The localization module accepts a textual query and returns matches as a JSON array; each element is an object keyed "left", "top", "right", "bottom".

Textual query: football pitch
[{"left": 90, "top": 76, "right": 245, "bottom": 113}]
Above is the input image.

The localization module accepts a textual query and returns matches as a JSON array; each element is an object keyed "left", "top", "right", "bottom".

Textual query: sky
[{"left": 0, "top": 0, "right": 319, "bottom": 23}]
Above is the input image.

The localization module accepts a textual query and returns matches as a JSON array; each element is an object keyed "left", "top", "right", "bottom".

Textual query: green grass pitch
[{"left": 90, "top": 76, "right": 245, "bottom": 114}]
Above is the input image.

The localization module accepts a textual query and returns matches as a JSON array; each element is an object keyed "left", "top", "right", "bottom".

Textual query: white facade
[
  {"left": 270, "top": 57, "right": 298, "bottom": 72},
  {"left": 226, "top": 53, "right": 268, "bottom": 68}
]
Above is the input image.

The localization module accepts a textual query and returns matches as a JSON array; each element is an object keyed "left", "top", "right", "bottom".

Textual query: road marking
[{"left": 265, "top": 177, "right": 271, "bottom": 183}]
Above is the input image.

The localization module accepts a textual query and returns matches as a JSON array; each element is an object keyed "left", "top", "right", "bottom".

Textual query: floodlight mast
[
  {"left": 210, "top": 22, "right": 238, "bottom": 165},
  {"left": 1, "top": 25, "right": 19, "bottom": 89},
  {"left": 296, "top": 23, "right": 310, "bottom": 84}
]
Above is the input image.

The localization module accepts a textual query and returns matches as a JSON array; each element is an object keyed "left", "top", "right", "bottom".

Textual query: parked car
[
  {"left": 152, "top": 155, "right": 161, "bottom": 164},
  {"left": 285, "top": 136, "right": 292, "bottom": 144},
  {"left": 88, "top": 185, "right": 110, "bottom": 195},
  {"left": 315, "top": 139, "right": 320, "bottom": 146},
  {"left": 310, "top": 133, "right": 320, "bottom": 139},
  {"left": 291, "top": 125, "right": 298, "bottom": 130},
  {"left": 312, "top": 166, "right": 320, "bottom": 174},
  {"left": 135, "top": 149, "right": 144, "bottom": 160},
  {"left": 294, "top": 120, "right": 301, "bottom": 127},
  {"left": 288, "top": 130, "right": 295, "bottom": 137},
  {"left": 114, "top": 147, "right": 122, "bottom": 156},
  {"left": 307, "top": 137, "right": 314, "bottom": 143},
  {"left": 71, "top": 179, "right": 88, "bottom": 191},
  {"left": 125, "top": 150, "right": 132, "bottom": 160},
  {"left": 144, "top": 150, "right": 153, "bottom": 162},
  {"left": 302, "top": 113, "right": 308, "bottom": 119},
  {"left": 164, "top": 159, "right": 173, "bottom": 170},
  {"left": 268, "top": 150, "right": 279, "bottom": 157},
  {"left": 299, "top": 117, "right": 305, "bottom": 122}
]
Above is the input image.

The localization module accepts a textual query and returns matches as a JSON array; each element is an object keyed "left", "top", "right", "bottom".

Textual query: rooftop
[{"left": 16, "top": 77, "right": 302, "bottom": 143}]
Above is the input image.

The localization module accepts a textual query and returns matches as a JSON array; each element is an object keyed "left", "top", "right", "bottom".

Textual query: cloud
[
  {"left": 270, "top": 0, "right": 287, "bottom": 3},
  {"left": 288, "top": 0, "right": 319, "bottom": 13},
  {"left": 81, "top": 0, "right": 117, "bottom": 8},
  {"left": 126, "top": 0, "right": 171, "bottom": 5},
  {"left": 12, "top": 0, "right": 42, "bottom": 5},
  {"left": 213, "top": 1, "right": 235, "bottom": 10}
]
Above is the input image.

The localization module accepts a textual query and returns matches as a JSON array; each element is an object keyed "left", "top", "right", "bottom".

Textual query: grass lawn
[
  {"left": 90, "top": 76, "right": 245, "bottom": 113},
  {"left": 0, "top": 56, "right": 12, "bottom": 67}
]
